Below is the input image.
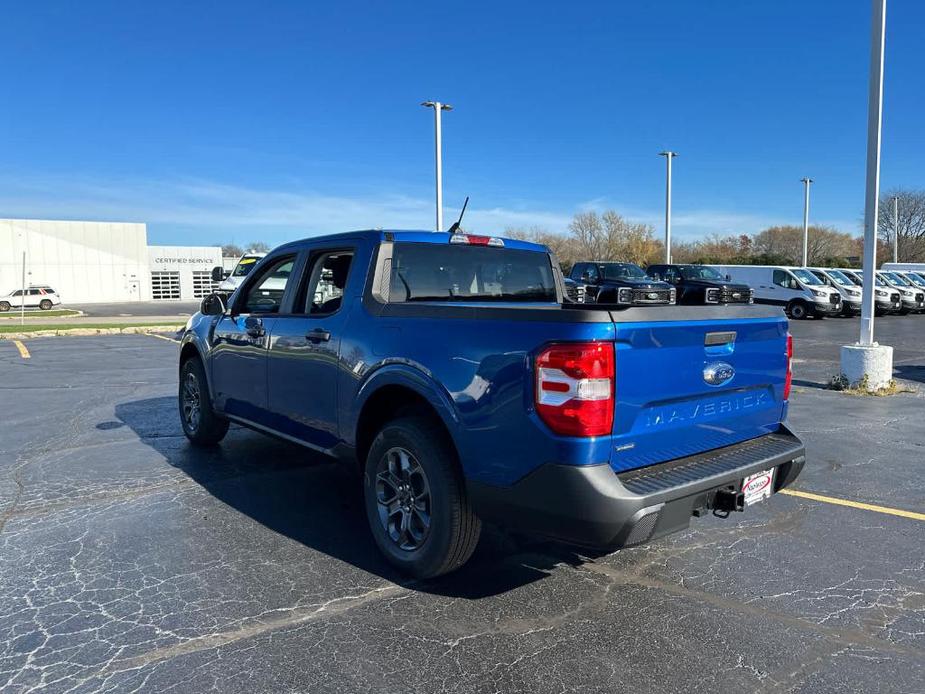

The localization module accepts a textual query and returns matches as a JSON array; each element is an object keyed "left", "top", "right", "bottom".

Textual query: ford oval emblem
[{"left": 703, "top": 362, "right": 735, "bottom": 386}]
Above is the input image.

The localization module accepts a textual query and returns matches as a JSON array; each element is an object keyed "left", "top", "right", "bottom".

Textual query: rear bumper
[{"left": 468, "top": 426, "right": 805, "bottom": 550}]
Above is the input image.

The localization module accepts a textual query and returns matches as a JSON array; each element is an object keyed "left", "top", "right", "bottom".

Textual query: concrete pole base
[{"left": 839, "top": 343, "right": 894, "bottom": 391}]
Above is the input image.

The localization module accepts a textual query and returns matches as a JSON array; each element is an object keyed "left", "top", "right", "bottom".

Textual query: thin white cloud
[{"left": 0, "top": 174, "right": 860, "bottom": 246}]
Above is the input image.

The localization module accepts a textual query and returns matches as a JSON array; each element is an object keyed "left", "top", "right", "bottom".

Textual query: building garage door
[
  {"left": 192, "top": 271, "right": 219, "bottom": 298},
  {"left": 151, "top": 271, "right": 180, "bottom": 300}
]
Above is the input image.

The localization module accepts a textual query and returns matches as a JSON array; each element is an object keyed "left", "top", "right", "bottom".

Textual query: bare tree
[
  {"left": 505, "top": 227, "right": 578, "bottom": 271},
  {"left": 247, "top": 241, "right": 271, "bottom": 253},
  {"left": 752, "top": 225, "right": 855, "bottom": 266},
  {"left": 567, "top": 212, "right": 608, "bottom": 261},
  {"left": 878, "top": 189, "right": 925, "bottom": 262},
  {"left": 599, "top": 211, "right": 662, "bottom": 265},
  {"left": 221, "top": 243, "right": 243, "bottom": 257}
]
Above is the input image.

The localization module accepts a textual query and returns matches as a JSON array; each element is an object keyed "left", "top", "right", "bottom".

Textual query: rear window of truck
[{"left": 388, "top": 243, "right": 556, "bottom": 303}]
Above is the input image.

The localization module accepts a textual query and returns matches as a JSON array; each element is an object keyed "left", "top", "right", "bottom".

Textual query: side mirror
[
  {"left": 200, "top": 292, "right": 226, "bottom": 316},
  {"left": 651, "top": 273, "right": 661, "bottom": 281},
  {"left": 725, "top": 274, "right": 732, "bottom": 281},
  {"left": 211, "top": 266, "right": 228, "bottom": 282}
]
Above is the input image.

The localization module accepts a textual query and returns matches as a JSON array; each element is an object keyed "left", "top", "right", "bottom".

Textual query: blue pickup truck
[{"left": 178, "top": 230, "right": 805, "bottom": 578}]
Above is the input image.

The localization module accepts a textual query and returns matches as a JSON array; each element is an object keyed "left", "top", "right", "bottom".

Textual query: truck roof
[{"left": 271, "top": 230, "right": 549, "bottom": 255}]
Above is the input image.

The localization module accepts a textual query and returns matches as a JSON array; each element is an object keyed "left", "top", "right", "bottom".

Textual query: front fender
[
  {"left": 347, "top": 361, "right": 462, "bottom": 449},
  {"left": 179, "top": 316, "right": 216, "bottom": 399}
]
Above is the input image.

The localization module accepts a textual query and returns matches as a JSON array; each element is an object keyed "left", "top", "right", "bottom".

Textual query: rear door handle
[{"left": 306, "top": 328, "right": 331, "bottom": 343}]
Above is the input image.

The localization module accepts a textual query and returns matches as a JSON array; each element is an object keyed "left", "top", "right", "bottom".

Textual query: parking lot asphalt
[
  {"left": 68, "top": 301, "right": 202, "bottom": 318},
  {"left": 1, "top": 316, "right": 923, "bottom": 693}
]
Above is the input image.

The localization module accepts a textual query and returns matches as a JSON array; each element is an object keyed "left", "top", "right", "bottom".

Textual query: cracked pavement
[{"left": 0, "top": 316, "right": 923, "bottom": 693}]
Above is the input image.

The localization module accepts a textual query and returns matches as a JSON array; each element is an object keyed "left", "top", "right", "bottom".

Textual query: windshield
[
  {"left": 825, "top": 270, "right": 853, "bottom": 286},
  {"left": 232, "top": 257, "right": 261, "bottom": 278},
  {"left": 792, "top": 269, "right": 823, "bottom": 286},
  {"left": 680, "top": 265, "right": 724, "bottom": 281},
  {"left": 601, "top": 263, "right": 647, "bottom": 280},
  {"left": 883, "top": 272, "right": 911, "bottom": 286},
  {"left": 388, "top": 243, "right": 556, "bottom": 303},
  {"left": 906, "top": 273, "right": 925, "bottom": 287},
  {"left": 876, "top": 273, "right": 895, "bottom": 286}
]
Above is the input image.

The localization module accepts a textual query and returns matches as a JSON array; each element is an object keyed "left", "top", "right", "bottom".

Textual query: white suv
[{"left": 0, "top": 286, "right": 62, "bottom": 311}]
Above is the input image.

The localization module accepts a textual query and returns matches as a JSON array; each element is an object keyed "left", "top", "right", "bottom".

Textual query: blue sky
[{"left": 1, "top": 0, "right": 922, "bottom": 247}]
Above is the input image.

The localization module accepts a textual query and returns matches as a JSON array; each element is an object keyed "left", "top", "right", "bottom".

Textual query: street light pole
[
  {"left": 859, "top": 0, "right": 886, "bottom": 347},
  {"left": 20, "top": 251, "right": 26, "bottom": 327},
  {"left": 892, "top": 195, "right": 899, "bottom": 263},
  {"left": 422, "top": 101, "right": 453, "bottom": 231},
  {"left": 659, "top": 151, "right": 677, "bottom": 263},
  {"left": 840, "top": 0, "right": 891, "bottom": 392},
  {"left": 801, "top": 178, "right": 813, "bottom": 266}
]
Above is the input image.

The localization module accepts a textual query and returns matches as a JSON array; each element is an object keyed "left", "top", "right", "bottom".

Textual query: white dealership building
[{"left": 0, "top": 218, "right": 222, "bottom": 303}]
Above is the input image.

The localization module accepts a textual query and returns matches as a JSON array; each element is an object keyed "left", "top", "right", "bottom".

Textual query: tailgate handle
[{"left": 705, "top": 331, "right": 736, "bottom": 346}]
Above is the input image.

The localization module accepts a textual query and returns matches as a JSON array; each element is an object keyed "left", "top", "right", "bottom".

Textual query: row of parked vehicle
[{"left": 563, "top": 261, "right": 925, "bottom": 319}]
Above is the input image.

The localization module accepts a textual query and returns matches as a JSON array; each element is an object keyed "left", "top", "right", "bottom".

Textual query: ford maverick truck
[{"left": 178, "top": 231, "right": 805, "bottom": 578}]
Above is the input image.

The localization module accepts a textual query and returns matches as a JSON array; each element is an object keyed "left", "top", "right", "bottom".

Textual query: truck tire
[
  {"left": 363, "top": 416, "right": 481, "bottom": 579},
  {"left": 787, "top": 301, "right": 809, "bottom": 320},
  {"left": 39, "top": 299, "right": 53, "bottom": 310},
  {"left": 0, "top": 302, "right": 9, "bottom": 312},
  {"left": 179, "top": 357, "right": 229, "bottom": 445}
]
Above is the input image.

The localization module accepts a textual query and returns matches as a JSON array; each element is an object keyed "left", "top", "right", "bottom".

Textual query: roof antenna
[{"left": 447, "top": 196, "right": 469, "bottom": 234}]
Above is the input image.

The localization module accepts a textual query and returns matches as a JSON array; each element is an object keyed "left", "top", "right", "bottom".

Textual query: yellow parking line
[
  {"left": 780, "top": 489, "right": 925, "bottom": 522},
  {"left": 13, "top": 340, "right": 30, "bottom": 359},
  {"left": 146, "top": 333, "right": 179, "bottom": 344}
]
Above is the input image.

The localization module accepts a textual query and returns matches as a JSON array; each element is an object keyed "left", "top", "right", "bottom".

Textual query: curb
[
  {"left": 0, "top": 309, "right": 86, "bottom": 321},
  {"left": 0, "top": 325, "right": 184, "bottom": 340}
]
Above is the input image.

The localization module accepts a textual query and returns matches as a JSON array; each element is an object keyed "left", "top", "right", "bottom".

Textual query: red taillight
[
  {"left": 783, "top": 333, "right": 793, "bottom": 401},
  {"left": 535, "top": 342, "right": 614, "bottom": 437}
]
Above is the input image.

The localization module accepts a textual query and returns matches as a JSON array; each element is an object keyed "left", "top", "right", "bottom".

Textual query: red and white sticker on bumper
[{"left": 742, "top": 468, "right": 775, "bottom": 506}]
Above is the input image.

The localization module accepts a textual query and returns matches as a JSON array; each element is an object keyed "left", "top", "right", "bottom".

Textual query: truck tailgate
[{"left": 610, "top": 314, "right": 788, "bottom": 473}]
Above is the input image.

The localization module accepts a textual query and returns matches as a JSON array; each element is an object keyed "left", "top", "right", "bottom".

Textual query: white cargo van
[
  {"left": 807, "top": 268, "right": 862, "bottom": 315},
  {"left": 878, "top": 271, "right": 925, "bottom": 314},
  {"left": 710, "top": 265, "right": 841, "bottom": 319},
  {"left": 834, "top": 269, "right": 901, "bottom": 314},
  {"left": 881, "top": 262, "right": 925, "bottom": 274}
]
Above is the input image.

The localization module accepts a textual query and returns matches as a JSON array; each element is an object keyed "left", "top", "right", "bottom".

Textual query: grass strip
[{"left": 0, "top": 322, "right": 183, "bottom": 335}]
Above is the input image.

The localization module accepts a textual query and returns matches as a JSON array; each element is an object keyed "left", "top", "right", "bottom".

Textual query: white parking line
[{"left": 146, "top": 333, "right": 180, "bottom": 344}]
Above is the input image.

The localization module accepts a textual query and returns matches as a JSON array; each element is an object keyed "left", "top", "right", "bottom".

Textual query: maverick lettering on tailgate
[{"left": 644, "top": 390, "right": 770, "bottom": 428}]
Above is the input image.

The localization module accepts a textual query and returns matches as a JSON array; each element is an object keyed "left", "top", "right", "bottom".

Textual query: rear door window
[
  {"left": 389, "top": 243, "right": 556, "bottom": 303},
  {"left": 297, "top": 250, "right": 355, "bottom": 316}
]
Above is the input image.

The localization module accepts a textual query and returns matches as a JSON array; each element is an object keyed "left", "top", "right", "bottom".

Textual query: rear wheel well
[{"left": 355, "top": 385, "right": 454, "bottom": 470}]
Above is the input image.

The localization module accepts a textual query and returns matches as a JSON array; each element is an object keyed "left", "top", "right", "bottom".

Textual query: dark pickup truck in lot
[
  {"left": 646, "top": 263, "right": 754, "bottom": 305},
  {"left": 569, "top": 261, "right": 676, "bottom": 306},
  {"left": 178, "top": 230, "right": 805, "bottom": 578}
]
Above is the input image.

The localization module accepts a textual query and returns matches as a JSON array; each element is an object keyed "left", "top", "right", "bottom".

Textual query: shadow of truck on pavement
[{"left": 113, "top": 396, "right": 596, "bottom": 599}]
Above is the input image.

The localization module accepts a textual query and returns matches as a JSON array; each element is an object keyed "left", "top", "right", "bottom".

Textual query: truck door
[
  {"left": 211, "top": 255, "right": 296, "bottom": 424},
  {"left": 266, "top": 247, "right": 356, "bottom": 451}
]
